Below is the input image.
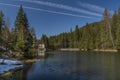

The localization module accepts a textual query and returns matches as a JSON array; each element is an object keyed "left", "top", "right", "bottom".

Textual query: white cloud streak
[
  {"left": 18, "top": 0, "right": 102, "bottom": 17},
  {"left": 0, "top": 2, "right": 94, "bottom": 18},
  {"left": 78, "top": 1, "right": 114, "bottom": 14}
]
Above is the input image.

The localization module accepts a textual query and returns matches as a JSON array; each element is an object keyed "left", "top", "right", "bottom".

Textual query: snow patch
[
  {"left": 0, "top": 59, "right": 23, "bottom": 74},
  {"left": 0, "top": 59, "right": 22, "bottom": 65}
]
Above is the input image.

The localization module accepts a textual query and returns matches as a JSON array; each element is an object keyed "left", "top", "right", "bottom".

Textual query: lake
[{"left": 14, "top": 51, "right": 120, "bottom": 80}]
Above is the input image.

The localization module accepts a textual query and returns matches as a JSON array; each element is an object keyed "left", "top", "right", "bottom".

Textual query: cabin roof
[{"left": 34, "top": 40, "right": 44, "bottom": 44}]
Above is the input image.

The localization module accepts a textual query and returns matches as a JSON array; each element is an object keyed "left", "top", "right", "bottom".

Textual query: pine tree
[
  {"left": 69, "top": 28, "right": 74, "bottom": 48},
  {"left": 112, "top": 11, "right": 118, "bottom": 46},
  {"left": 2, "top": 18, "right": 10, "bottom": 50},
  {"left": 29, "top": 27, "right": 36, "bottom": 47},
  {"left": 41, "top": 34, "right": 49, "bottom": 49},
  {"left": 116, "top": 8, "right": 120, "bottom": 49},
  {"left": 79, "top": 23, "right": 89, "bottom": 50},
  {"left": 0, "top": 11, "right": 4, "bottom": 46},
  {"left": 74, "top": 25, "right": 80, "bottom": 48},
  {"left": 2, "top": 18, "right": 10, "bottom": 42},
  {"left": 15, "top": 5, "right": 32, "bottom": 51},
  {"left": 9, "top": 28, "right": 17, "bottom": 50},
  {"left": 102, "top": 8, "right": 114, "bottom": 49}
]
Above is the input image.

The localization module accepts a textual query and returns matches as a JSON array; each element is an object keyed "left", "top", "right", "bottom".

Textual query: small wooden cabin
[{"left": 36, "top": 40, "right": 46, "bottom": 57}]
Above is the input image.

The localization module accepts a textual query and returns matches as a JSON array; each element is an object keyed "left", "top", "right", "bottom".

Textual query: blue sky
[{"left": 0, "top": 0, "right": 120, "bottom": 39}]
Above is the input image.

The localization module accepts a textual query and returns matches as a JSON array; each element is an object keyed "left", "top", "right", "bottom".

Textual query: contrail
[
  {"left": 78, "top": 1, "right": 114, "bottom": 14},
  {"left": 17, "top": 0, "right": 102, "bottom": 17},
  {"left": 0, "top": 2, "right": 94, "bottom": 19}
]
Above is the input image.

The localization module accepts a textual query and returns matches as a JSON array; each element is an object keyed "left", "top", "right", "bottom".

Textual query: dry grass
[
  {"left": 23, "top": 59, "right": 37, "bottom": 63},
  {"left": 0, "top": 72, "right": 12, "bottom": 80}
]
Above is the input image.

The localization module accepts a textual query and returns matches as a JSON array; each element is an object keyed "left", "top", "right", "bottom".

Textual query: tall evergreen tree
[
  {"left": 2, "top": 18, "right": 10, "bottom": 42},
  {"left": 112, "top": 11, "right": 118, "bottom": 45},
  {"left": 69, "top": 28, "right": 74, "bottom": 48},
  {"left": 79, "top": 23, "right": 90, "bottom": 50},
  {"left": 15, "top": 5, "right": 32, "bottom": 51},
  {"left": 116, "top": 8, "right": 120, "bottom": 48},
  {"left": 102, "top": 8, "right": 114, "bottom": 48},
  {"left": 29, "top": 27, "right": 36, "bottom": 47},
  {"left": 0, "top": 11, "right": 4, "bottom": 46},
  {"left": 9, "top": 28, "right": 17, "bottom": 50},
  {"left": 74, "top": 25, "right": 80, "bottom": 48},
  {"left": 2, "top": 18, "right": 10, "bottom": 50},
  {"left": 41, "top": 34, "right": 49, "bottom": 49}
]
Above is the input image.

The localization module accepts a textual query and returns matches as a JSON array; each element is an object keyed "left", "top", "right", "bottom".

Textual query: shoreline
[
  {"left": 22, "top": 59, "right": 38, "bottom": 63},
  {"left": 0, "top": 66, "right": 23, "bottom": 74},
  {"left": 93, "top": 49, "right": 118, "bottom": 52},
  {"left": 0, "top": 59, "right": 38, "bottom": 75},
  {"left": 59, "top": 48, "right": 118, "bottom": 52},
  {"left": 59, "top": 48, "right": 80, "bottom": 51}
]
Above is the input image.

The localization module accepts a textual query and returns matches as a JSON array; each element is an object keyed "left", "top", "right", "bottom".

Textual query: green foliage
[
  {"left": 23, "top": 48, "right": 37, "bottom": 59},
  {"left": 115, "top": 8, "right": 120, "bottom": 48},
  {"left": 41, "top": 34, "right": 49, "bottom": 49},
  {"left": 48, "top": 8, "right": 120, "bottom": 50},
  {"left": 74, "top": 25, "right": 80, "bottom": 48},
  {"left": 14, "top": 5, "right": 34, "bottom": 51},
  {"left": 0, "top": 5, "right": 36, "bottom": 59},
  {"left": 0, "top": 11, "right": 4, "bottom": 45}
]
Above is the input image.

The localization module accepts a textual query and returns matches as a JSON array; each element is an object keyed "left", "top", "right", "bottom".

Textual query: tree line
[
  {"left": 41, "top": 8, "right": 120, "bottom": 50},
  {"left": 0, "top": 5, "right": 36, "bottom": 53}
]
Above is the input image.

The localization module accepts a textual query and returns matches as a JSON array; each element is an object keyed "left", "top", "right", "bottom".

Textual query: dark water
[{"left": 20, "top": 51, "right": 120, "bottom": 80}]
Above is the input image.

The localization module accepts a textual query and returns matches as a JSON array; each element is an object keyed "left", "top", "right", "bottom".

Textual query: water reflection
[{"left": 16, "top": 51, "right": 120, "bottom": 80}]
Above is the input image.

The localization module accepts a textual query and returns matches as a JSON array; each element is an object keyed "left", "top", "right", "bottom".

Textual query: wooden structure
[{"left": 36, "top": 40, "right": 46, "bottom": 57}]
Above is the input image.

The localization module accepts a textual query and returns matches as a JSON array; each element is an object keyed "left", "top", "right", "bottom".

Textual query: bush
[{"left": 23, "top": 48, "right": 38, "bottom": 59}]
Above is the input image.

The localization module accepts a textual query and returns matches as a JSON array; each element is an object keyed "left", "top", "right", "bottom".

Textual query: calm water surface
[{"left": 21, "top": 51, "right": 120, "bottom": 80}]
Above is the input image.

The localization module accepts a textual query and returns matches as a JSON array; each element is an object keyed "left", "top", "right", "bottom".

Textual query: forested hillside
[{"left": 41, "top": 8, "right": 120, "bottom": 50}]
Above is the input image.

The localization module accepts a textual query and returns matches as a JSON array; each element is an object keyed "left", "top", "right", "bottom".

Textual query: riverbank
[
  {"left": 0, "top": 58, "right": 39, "bottom": 76},
  {"left": 60, "top": 48, "right": 80, "bottom": 51},
  {"left": 0, "top": 67, "right": 23, "bottom": 80},
  {"left": 22, "top": 59, "right": 38, "bottom": 63},
  {"left": 93, "top": 49, "right": 118, "bottom": 52},
  {"left": 60, "top": 48, "right": 118, "bottom": 52},
  {"left": 0, "top": 72, "right": 11, "bottom": 80}
]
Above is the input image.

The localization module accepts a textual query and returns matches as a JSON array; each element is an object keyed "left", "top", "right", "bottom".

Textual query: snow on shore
[
  {"left": 0, "top": 59, "right": 22, "bottom": 65},
  {"left": 0, "top": 59, "right": 23, "bottom": 74}
]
